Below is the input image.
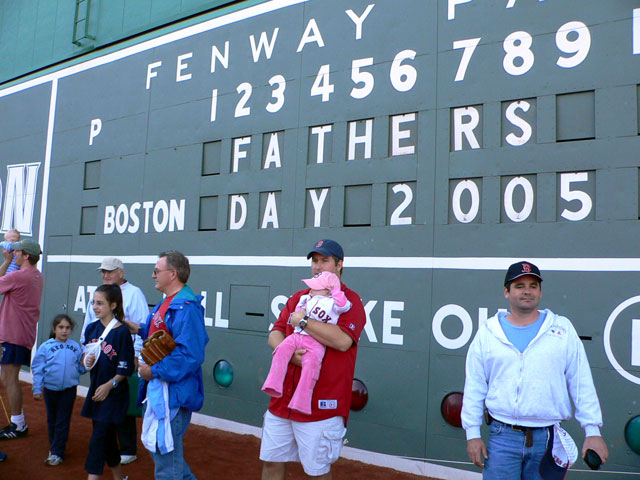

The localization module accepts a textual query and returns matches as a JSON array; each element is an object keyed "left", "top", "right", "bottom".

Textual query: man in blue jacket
[{"left": 128, "top": 250, "right": 208, "bottom": 480}]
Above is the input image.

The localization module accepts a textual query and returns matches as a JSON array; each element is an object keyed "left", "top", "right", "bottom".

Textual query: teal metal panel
[
  {"left": 0, "top": 0, "right": 271, "bottom": 85},
  {"left": 4, "top": 1, "right": 640, "bottom": 477}
]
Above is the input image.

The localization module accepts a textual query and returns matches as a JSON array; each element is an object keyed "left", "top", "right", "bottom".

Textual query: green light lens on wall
[
  {"left": 213, "top": 360, "right": 233, "bottom": 388},
  {"left": 625, "top": 416, "right": 640, "bottom": 454}
]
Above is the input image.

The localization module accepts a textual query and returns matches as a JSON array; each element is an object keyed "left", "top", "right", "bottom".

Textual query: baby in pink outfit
[{"left": 261, "top": 271, "right": 351, "bottom": 415}]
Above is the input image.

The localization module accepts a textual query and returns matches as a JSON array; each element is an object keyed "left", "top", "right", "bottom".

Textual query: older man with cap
[
  {"left": 0, "top": 238, "right": 43, "bottom": 440},
  {"left": 80, "top": 257, "right": 149, "bottom": 464},
  {"left": 461, "top": 261, "right": 609, "bottom": 479},
  {"left": 260, "top": 239, "right": 366, "bottom": 480}
]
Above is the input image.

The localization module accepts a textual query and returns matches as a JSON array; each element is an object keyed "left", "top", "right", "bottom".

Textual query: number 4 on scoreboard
[{"left": 311, "top": 64, "right": 335, "bottom": 102}]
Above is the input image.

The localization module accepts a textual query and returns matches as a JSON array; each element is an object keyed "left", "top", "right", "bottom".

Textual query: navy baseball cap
[
  {"left": 504, "top": 261, "right": 543, "bottom": 286},
  {"left": 306, "top": 239, "right": 344, "bottom": 260},
  {"left": 538, "top": 425, "right": 578, "bottom": 480}
]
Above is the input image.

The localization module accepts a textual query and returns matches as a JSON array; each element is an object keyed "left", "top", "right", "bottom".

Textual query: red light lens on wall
[
  {"left": 441, "top": 392, "right": 464, "bottom": 428},
  {"left": 350, "top": 378, "right": 368, "bottom": 411}
]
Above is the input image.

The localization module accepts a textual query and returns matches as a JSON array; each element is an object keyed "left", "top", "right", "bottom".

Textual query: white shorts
[{"left": 259, "top": 410, "right": 347, "bottom": 476}]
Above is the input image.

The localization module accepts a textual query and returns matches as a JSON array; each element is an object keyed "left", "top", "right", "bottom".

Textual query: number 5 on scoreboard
[{"left": 453, "top": 38, "right": 481, "bottom": 81}]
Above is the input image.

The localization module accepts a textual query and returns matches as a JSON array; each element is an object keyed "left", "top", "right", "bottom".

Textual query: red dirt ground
[{"left": 0, "top": 382, "right": 439, "bottom": 479}]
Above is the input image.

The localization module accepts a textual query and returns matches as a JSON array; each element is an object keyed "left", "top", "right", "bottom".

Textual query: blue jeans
[
  {"left": 150, "top": 407, "right": 197, "bottom": 480},
  {"left": 483, "top": 420, "right": 550, "bottom": 480}
]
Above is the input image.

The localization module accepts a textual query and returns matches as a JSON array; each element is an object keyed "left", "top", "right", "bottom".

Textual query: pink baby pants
[{"left": 261, "top": 333, "right": 326, "bottom": 415}]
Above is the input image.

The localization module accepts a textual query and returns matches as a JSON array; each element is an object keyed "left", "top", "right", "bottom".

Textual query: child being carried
[{"left": 262, "top": 271, "right": 351, "bottom": 415}]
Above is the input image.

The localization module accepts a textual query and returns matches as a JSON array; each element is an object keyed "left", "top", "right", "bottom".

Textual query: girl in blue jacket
[{"left": 32, "top": 314, "right": 85, "bottom": 466}]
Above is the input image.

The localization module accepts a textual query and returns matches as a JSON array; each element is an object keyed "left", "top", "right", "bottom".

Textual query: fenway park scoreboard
[{"left": 2, "top": 0, "right": 640, "bottom": 477}]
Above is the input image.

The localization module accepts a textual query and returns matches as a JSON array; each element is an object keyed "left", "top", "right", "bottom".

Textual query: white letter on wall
[
  {"left": 309, "top": 188, "right": 328, "bottom": 227},
  {"left": 1, "top": 163, "right": 40, "bottom": 234},
  {"left": 232, "top": 137, "right": 251, "bottom": 173},
  {"left": 261, "top": 192, "right": 279, "bottom": 229},
  {"left": 229, "top": 195, "right": 247, "bottom": 230},
  {"left": 146, "top": 61, "right": 162, "bottom": 89},
  {"left": 453, "top": 107, "right": 480, "bottom": 151},
  {"left": 383, "top": 301, "right": 404, "bottom": 345},
  {"left": 345, "top": 4, "right": 375, "bottom": 40},
  {"left": 169, "top": 199, "right": 185, "bottom": 232},
  {"left": 250, "top": 28, "right": 279, "bottom": 62},
  {"left": 263, "top": 133, "right": 281, "bottom": 169},
  {"left": 211, "top": 42, "right": 229, "bottom": 72},
  {"left": 297, "top": 19, "right": 325, "bottom": 52},
  {"left": 391, "top": 113, "right": 416, "bottom": 156},
  {"left": 504, "top": 101, "right": 532, "bottom": 146},
  {"left": 89, "top": 118, "right": 102, "bottom": 145},
  {"left": 176, "top": 52, "right": 193, "bottom": 82},
  {"left": 311, "top": 125, "right": 332, "bottom": 164},
  {"left": 348, "top": 119, "right": 373, "bottom": 160},
  {"left": 104, "top": 206, "right": 115, "bottom": 234}
]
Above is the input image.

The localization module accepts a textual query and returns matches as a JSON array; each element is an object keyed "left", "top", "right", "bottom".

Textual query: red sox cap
[
  {"left": 306, "top": 239, "right": 344, "bottom": 260},
  {"left": 504, "top": 261, "right": 543, "bottom": 286}
]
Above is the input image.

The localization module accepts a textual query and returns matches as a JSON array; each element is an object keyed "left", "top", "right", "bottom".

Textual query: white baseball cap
[{"left": 97, "top": 257, "right": 124, "bottom": 271}]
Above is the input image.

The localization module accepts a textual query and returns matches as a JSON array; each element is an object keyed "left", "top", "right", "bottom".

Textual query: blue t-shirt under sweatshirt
[{"left": 498, "top": 310, "right": 546, "bottom": 352}]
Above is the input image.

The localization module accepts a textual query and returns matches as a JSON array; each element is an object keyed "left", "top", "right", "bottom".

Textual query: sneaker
[
  {"left": 0, "top": 423, "right": 27, "bottom": 440},
  {"left": 46, "top": 454, "right": 63, "bottom": 466},
  {"left": 121, "top": 454, "right": 137, "bottom": 464},
  {"left": 0, "top": 451, "right": 6, "bottom": 462}
]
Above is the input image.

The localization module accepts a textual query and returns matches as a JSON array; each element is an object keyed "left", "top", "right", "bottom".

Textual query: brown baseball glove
[{"left": 141, "top": 330, "right": 177, "bottom": 365}]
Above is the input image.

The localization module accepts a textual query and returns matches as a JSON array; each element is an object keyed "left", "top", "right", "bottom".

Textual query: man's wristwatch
[
  {"left": 110, "top": 378, "right": 118, "bottom": 388},
  {"left": 299, "top": 315, "right": 309, "bottom": 330}
]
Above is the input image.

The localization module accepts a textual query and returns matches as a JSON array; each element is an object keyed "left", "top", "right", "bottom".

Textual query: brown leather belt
[{"left": 490, "top": 417, "right": 550, "bottom": 447}]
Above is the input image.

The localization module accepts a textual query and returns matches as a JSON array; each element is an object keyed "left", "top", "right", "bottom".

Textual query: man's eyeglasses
[{"left": 152, "top": 268, "right": 174, "bottom": 275}]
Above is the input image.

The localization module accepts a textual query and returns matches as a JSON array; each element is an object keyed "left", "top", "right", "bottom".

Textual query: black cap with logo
[{"left": 504, "top": 261, "right": 543, "bottom": 286}]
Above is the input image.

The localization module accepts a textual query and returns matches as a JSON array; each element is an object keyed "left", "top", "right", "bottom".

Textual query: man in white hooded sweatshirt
[{"left": 461, "top": 261, "right": 609, "bottom": 479}]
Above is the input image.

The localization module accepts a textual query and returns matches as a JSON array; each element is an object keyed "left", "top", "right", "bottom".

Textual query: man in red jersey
[{"left": 260, "top": 239, "right": 366, "bottom": 480}]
